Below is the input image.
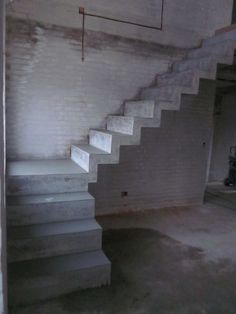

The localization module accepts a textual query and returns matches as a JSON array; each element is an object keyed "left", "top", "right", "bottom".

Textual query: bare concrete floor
[{"left": 10, "top": 186, "right": 236, "bottom": 314}]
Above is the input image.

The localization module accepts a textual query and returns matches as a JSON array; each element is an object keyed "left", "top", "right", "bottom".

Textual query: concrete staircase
[{"left": 7, "top": 27, "right": 236, "bottom": 306}]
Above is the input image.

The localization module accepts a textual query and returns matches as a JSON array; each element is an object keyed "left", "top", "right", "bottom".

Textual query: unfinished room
[{"left": 0, "top": 0, "right": 236, "bottom": 313}]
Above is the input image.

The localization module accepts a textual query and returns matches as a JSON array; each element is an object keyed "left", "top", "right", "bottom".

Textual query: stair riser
[
  {"left": 89, "top": 131, "right": 139, "bottom": 156},
  {"left": 71, "top": 147, "right": 90, "bottom": 172},
  {"left": 140, "top": 85, "right": 183, "bottom": 102},
  {"left": 157, "top": 71, "right": 199, "bottom": 89},
  {"left": 173, "top": 59, "right": 216, "bottom": 72},
  {"left": 9, "top": 263, "right": 111, "bottom": 306},
  {"left": 157, "top": 69, "right": 216, "bottom": 87},
  {"left": 203, "top": 31, "right": 236, "bottom": 46},
  {"left": 106, "top": 117, "right": 158, "bottom": 141},
  {"left": 173, "top": 55, "right": 233, "bottom": 73},
  {"left": 7, "top": 174, "right": 91, "bottom": 196},
  {"left": 140, "top": 88, "right": 181, "bottom": 111},
  {"left": 124, "top": 101, "right": 155, "bottom": 118},
  {"left": 72, "top": 146, "right": 117, "bottom": 173},
  {"left": 107, "top": 116, "right": 134, "bottom": 135},
  {"left": 7, "top": 199, "right": 95, "bottom": 226},
  {"left": 188, "top": 45, "right": 236, "bottom": 59},
  {"left": 89, "top": 131, "right": 113, "bottom": 153},
  {"left": 8, "top": 229, "right": 102, "bottom": 262}
]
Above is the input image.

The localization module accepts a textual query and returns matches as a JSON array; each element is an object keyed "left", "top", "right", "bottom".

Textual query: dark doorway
[{"left": 232, "top": 0, "right": 236, "bottom": 24}]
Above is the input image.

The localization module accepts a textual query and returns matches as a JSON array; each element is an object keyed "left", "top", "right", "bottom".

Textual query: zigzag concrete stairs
[{"left": 7, "top": 27, "right": 236, "bottom": 306}]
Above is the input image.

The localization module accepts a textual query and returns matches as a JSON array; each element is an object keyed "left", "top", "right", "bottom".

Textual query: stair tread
[
  {"left": 72, "top": 144, "right": 109, "bottom": 155},
  {"left": 125, "top": 99, "right": 155, "bottom": 105},
  {"left": 8, "top": 250, "right": 110, "bottom": 280},
  {"left": 8, "top": 218, "right": 101, "bottom": 240},
  {"left": 7, "top": 191, "right": 94, "bottom": 206},
  {"left": 189, "top": 39, "right": 236, "bottom": 54},
  {"left": 204, "top": 29, "right": 236, "bottom": 46},
  {"left": 108, "top": 115, "right": 152, "bottom": 121},
  {"left": 90, "top": 128, "right": 133, "bottom": 138},
  {"left": 175, "top": 55, "right": 213, "bottom": 66},
  {"left": 7, "top": 159, "right": 86, "bottom": 176}
]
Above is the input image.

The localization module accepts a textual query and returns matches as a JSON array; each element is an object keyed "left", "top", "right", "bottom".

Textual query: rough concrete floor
[{"left": 10, "top": 185, "right": 236, "bottom": 314}]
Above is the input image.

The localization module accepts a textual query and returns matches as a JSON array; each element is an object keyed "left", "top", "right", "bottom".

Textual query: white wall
[
  {"left": 6, "top": 18, "right": 186, "bottom": 159},
  {"left": 5, "top": 0, "right": 233, "bottom": 159},
  {"left": 90, "top": 80, "right": 216, "bottom": 215},
  {"left": 7, "top": 0, "right": 233, "bottom": 48},
  {"left": 210, "top": 92, "right": 236, "bottom": 182}
]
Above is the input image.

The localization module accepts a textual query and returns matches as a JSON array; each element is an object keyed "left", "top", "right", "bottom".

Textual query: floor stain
[{"left": 11, "top": 228, "right": 236, "bottom": 314}]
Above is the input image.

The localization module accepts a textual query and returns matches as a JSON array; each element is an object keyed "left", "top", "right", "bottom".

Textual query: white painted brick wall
[
  {"left": 89, "top": 80, "right": 216, "bottom": 215},
  {"left": 6, "top": 19, "right": 185, "bottom": 159},
  {"left": 6, "top": 0, "right": 233, "bottom": 48}
]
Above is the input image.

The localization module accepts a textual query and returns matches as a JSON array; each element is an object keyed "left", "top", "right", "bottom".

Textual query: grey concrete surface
[
  {"left": 8, "top": 160, "right": 86, "bottom": 176},
  {"left": 9, "top": 195, "right": 236, "bottom": 314},
  {"left": 8, "top": 250, "right": 111, "bottom": 306},
  {"left": 6, "top": 20, "right": 236, "bottom": 312},
  {"left": 124, "top": 100, "right": 155, "bottom": 118},
  {"left": 8, "top": 218, "right": 102, "bottom": 262},
  {"left": 7, "top": 192, "right": 95, "bottom": 226}
]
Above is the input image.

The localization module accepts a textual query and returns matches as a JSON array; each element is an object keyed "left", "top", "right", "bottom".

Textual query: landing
[{"left": 7, "top": 159, "right": 86, "bottom": 176}]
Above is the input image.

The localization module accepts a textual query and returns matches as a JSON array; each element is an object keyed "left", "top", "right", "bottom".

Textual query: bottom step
[{"left": 8, "top": 250, "right": 111, "bottom": 306}]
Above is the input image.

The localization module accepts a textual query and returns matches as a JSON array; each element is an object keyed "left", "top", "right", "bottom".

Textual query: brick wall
[
  {"left": 6, "top": 18, "right": 186, "bottom": 159},
  {"left": 6, "top": 0, "right": 233, "bottom": 48},
  {"left": 89, "top": 80, "right": 216, "bottom": 215},
  {"left": 5, "top": 1, "right": 222, "bottom": 217}
]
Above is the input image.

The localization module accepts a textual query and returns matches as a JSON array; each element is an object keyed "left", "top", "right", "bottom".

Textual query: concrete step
[
  {"left": 173, "top": 55, "right": 233, "bottom": 73},
  {"left": 124, "top": 100, "right": 155, "bottom": 118},
  {"left": 157, "top": 69, "right": 215, "bottom": 88},
  {"left": 7, "top": 192, "right": 95, "bottom": 226},
  {"left": 8, "top": 218, "right": 102, "bottom": 262},
  {"left": 7, "top": 159, "right": 84, "bottom": 176},
  {"left": 107, "top": 115, "right": 135, "bottom": 135},
  {"left": 89, "top": 129, "right": 138, "bottom": 155},
  {"left": 8, "top": 249, "right": 111, "bottom": 306},
  {"left": 140, "top": 85, "right": 184, "bottom": 111},
  {"left": 107, "top": 115, "right": 160, "bottom": 135},
  {"left": 71, "top": 144, "right": 110, "bottom": 172},
  {"left": 188, "top": 40, "right": 236, "bottom": 59},
  {"left": 7, "top": 159, "right": 91, "bottom": 196},
  {"left": 203, "top": 29, "right": 236, "bottom": 47}
]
